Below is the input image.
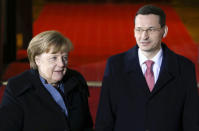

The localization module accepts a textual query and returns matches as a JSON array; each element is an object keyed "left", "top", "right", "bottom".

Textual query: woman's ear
[
  {"left": 163, "top": 25, "right": 168, "bottom": 38},
  {"left": 35, "top": 56, "right": 40, "bottom": 66}
]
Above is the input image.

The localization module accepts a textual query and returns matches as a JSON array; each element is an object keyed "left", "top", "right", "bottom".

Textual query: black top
[{"left": 0, "top": 68, "right": 93, "bottom": 131}]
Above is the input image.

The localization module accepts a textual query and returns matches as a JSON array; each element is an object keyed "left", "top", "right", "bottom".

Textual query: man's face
[{"left": 134, "top": 14, "right": 166, "bottom": 54}]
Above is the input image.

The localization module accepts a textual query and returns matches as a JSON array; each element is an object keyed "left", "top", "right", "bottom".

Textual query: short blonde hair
[{"left": 27, "top": 30, "right": 73, "bottom": 69}]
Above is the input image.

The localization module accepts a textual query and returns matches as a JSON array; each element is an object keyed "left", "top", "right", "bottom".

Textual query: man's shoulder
[
  {"left": 104, "top": 46, "right": 137, "bottom": 76},
  {"left": 176, "top": 54, "right": 195, "bottom": 70},
  {"left": 162, "top": 43, "right": 194, "bottom": 66},
  {"left": 107, "top": 46, "right": 136, "bottom": 64},
  {"left": 166, "top": 47, "right": 194, "bottom": 66},
  {"left": 108, "top": 52, "right": 126, "bottom": 63},
  {"left": 176, "top": 54, "right": 194, "bottom": 64}
]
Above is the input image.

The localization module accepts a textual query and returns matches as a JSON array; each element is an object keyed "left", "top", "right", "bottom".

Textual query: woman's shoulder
[
  {"left": 8, "top": 69, "right": 37, "bottom": 84},
  {"left": 6, "top": 69, "right": 37, "bottom": 97},
  {"left": 66, "top": 68, "right": 86, "bottom": 84},
  {"left": 64, "top": 68, "right": 89, "bottom": 96}
]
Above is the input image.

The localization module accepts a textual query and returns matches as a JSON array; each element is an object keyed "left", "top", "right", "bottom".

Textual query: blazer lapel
[
  {"left": 150, "top": 44, "right": 179, "bottom": 97},
  {"left": 125, "top": 44, "right": 179, "bottom": 98},
  {"left": 124, "top": 45, "right": 150, "bottom": 95},
  {"left": 124, "top": 45, "right": 140, "bottom": 73}
]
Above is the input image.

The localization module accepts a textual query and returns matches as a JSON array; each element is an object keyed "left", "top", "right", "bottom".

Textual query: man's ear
[{"left": 163, "top": 25, "right": 168, "bottom": 38}]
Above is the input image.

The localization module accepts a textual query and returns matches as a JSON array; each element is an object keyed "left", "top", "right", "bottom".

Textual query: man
[{"left": 95, "top": 5, "right": 199, "bottom": 131}]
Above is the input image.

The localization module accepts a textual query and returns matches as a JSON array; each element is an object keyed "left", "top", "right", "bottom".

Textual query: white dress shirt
[{"left": 138, "top": 48, "right": 163, "bottom": 84}]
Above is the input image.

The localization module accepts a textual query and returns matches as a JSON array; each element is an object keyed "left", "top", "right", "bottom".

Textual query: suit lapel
[
  {"left": 150, "top": 44, "right": 179, "bottom": 97},
  {"left": 125, "top": 44, "right": 179, "bottom": 98},
  {"left": 124, "top": 45, "right": 140, "bottom": 73},
  {"left": 124, "top": 46, "right": 150, "bottom": 96},
  {"left": 151, "top": 65, "right": 173, "bottom": 96}
]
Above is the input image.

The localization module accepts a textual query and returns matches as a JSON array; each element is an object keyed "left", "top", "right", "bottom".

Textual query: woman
[{"left": 0, "top": 31, "right": 93, "bottom": 131}]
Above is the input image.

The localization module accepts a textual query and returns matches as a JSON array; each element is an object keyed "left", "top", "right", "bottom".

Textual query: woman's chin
[{"left": 53, "top": 76, "right": 64, "bottom": 82}]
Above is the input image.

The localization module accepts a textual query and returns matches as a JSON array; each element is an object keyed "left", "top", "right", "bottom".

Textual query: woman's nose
[{"left": 57, "top": 58, "right": 65, "bottom": 67}]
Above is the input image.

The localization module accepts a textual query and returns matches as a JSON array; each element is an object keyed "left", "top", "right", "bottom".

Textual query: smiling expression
[{"left": 35, "top": 48, "right": 68, "bottom": 85}]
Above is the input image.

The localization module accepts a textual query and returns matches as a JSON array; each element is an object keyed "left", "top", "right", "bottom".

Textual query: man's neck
[
  {"left": 141, "top": 47, "right": 161, "bottom": 60},
  {"left": 143, "top": 51, "right": 158, "bottom": 59}
]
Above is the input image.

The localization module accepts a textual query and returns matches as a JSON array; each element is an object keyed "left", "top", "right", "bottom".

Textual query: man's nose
[{"left": 141, "top": 30, "right": 149, "bottom": 39}]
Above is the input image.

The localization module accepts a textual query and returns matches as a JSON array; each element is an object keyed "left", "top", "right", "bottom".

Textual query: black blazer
[
  {"left": 0, "top": 69, "right": 93, "bottom": 131},
  {"left": 95, "top": 43, "right": 199, "bottom": 131}
]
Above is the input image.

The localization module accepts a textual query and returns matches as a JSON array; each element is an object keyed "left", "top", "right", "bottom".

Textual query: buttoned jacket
[{"left": 95, "top": 43, "right": 199, "bottom": 131}]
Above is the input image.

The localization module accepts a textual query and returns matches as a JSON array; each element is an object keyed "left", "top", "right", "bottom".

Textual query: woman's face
[{"left": 35, "top": 48, "right": 68, "bottom": 85}]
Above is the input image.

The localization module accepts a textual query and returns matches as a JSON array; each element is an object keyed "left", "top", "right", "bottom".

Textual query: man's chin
[{"left": 140, "top": 47, "right": 152, "bottom": 52}]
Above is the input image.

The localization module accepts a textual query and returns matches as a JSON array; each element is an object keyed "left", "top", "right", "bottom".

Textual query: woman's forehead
[{"left": 46, "top": 44, "right": 68, "bottom": 53}]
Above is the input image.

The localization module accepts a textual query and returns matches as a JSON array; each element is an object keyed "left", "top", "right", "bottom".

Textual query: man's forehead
[{"left": 135, "top": 14, "right": 161, "bottom": 27}]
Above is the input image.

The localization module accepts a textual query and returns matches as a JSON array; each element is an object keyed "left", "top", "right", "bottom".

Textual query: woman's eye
[{"left": 49, "top": 57, "right": 57, "bottom": 62}]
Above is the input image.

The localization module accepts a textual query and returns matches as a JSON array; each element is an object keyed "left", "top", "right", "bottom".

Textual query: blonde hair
[{"left": 27, "top": 30, "right": 73, "bottom": 69}]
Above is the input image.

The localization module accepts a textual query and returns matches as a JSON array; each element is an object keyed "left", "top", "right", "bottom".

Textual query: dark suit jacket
[
  {"left": 95, "top": 43, "right": 199, "bottom": 131},
  {"left": 0, "top": 69, "right": 93, "bottom": 131}
]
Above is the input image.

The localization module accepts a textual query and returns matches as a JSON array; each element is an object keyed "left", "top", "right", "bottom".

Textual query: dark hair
[{"left": 135, "top": 5, "right": 166, "bottom": 27}]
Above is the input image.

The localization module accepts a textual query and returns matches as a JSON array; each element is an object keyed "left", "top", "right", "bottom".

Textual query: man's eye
[
  {"left": 135, "top": 28, "right": 141, "bottom": 32},
  {"left": 148, "top": 28, "right": 153, "bottom": 32}
]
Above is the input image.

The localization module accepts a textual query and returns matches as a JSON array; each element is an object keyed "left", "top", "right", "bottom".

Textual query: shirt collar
[
  {"left": 39, "top": 76, "right": 64, "bottom": 93},
  {"left": 138, "top": 47, "right": 163, "bottom": 68}
]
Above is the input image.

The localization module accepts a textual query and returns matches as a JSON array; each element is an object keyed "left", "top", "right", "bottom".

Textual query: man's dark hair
[{"left": 135, "top": 5, "right": 166, "bottom": 27}]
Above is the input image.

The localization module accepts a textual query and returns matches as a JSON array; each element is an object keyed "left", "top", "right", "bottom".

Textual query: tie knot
[{"left": 145, "top": 60, "right": 154, "bottom": 69}]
